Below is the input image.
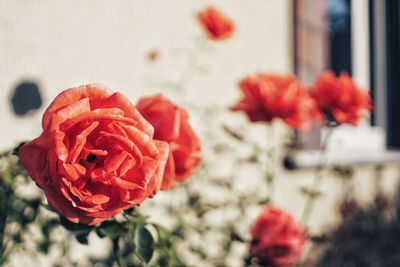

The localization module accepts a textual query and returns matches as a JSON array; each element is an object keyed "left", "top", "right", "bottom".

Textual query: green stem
[
  {"left": 300, "top": 127, "right": 334, "bottom": 226},
  {"left": 266, "top": 123, "right": 276, "bottom": 203},
  {"left": 176, "top": 36, "right": 207, "bottom": 98},
  {"left": 113, "top": 238, "right": 126, "bottom": 267}
]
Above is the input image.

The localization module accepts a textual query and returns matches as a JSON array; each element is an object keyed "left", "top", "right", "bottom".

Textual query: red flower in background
[
  {"left": 231, "top": 73, "right": 321, "bottom": 130},
  {"left": 19, "top": 84, "right": 169, "bottom": 225},
  {"left": 147, "top": 49, "right": 159, "bottom": 62},
  {"left": 137, "top": 94, "right": 201, "bottom": 190},
  {"left": 251, "top": 206, "right": 307, "bottom": 267},
  {"left": 197, "top": 6, "right": 235, "bottom": 41},
  {"left": 310, "top": 71, "right": 372, "bottom": 125}
]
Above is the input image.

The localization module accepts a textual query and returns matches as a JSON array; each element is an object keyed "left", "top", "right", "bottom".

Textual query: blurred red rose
[
  {"left": 251, "top": 206, "right": 307, "bottom": 267},
  {"left": 197, "top": 6, "right": 234, "bottom": 41},
  {"left": 231, "top": 73, "right": 321, "bottom": 130},
  {"left": 137, "top": 94, "right": 201, "bottom": 190},
  {"left": 19, "top": 84, "right": 169, "bottom": 225},
  {"left": 147, "top": 49, "right": 159, "bottom": 62},
  {"left": 310, "top": 71, "right": 372, "bottom": 125}
]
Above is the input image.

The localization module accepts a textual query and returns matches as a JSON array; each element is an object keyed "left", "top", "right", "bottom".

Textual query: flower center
[{"left": 86, "top": 153, "right": 96, "bottom": 163}]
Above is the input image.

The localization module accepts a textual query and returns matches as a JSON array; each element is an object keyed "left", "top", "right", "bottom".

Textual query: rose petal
[
  {"left": 83, "top": 194, "right": 110, "bottom": 205},
  {"left": 96, "top": 131, "right": 143, "bottom": 165},
  {"left": 19, "top": 137, "right": 49, "bottom": 189},
  {"left": 61, "top": 163, "right": 86, "bottom": 182},
  {"left": 118, "top": 158, "right": 135, "bottom": 177},
  {"left": 123, "top": 125, "right": 159, "bottom": 157},
  {"left": 43, "top": 84, "right": 112, "bottom": 130},
  {"left": 45, "top": 97, "right": 91, "bottom": 132},
  {"left": 112, "top": 177, "right": 144, "bottom": 190},
  {"left": 104, "top": 150, "right": 130, "bottom": 173},
  {"left": 53, "top": 130, "right": 68, "bottom": 162},
  {"left": 147, "top": 140, "right": 169, "bottom": 195},
  {"left": 69, "top": 121, "right": 99, "bottom": 163},
  {"left": 60, "top": 108, "right": 133, "bottom": 131},
  {"left": 100, "top": 92, "right": 154, "bottom": 137}
]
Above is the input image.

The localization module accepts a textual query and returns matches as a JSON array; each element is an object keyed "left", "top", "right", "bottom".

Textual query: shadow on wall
[{"left": 9, "top": 81, "right": 43, "bottom": 116}]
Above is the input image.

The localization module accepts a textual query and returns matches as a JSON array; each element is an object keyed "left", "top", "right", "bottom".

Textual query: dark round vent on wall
[{"left": 10, "top": 81, "right": 43, "bottom": 116}]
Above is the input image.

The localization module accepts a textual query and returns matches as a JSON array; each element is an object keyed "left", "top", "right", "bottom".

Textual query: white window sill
[
  {"left": 284, "top": 148, "right": 400, "bottom": 170},
  {"left": 285, "top": 125, "right": 400, "bottom": 169}
]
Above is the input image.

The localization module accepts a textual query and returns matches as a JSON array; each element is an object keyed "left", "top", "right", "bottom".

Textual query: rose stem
[
  {"left": 300, "top": 126, "right": 334, "bottom": 226},
  {"left": 176, "top": 36, "right": 207, "bottom": 98},
  {"left": 266, "top": 122, "right": 276, "bottom": 203}
]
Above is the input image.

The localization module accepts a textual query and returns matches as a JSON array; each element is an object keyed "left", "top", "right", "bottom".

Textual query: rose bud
[{"left": 197, "top": 6, "right": 235, "bottom": 41}]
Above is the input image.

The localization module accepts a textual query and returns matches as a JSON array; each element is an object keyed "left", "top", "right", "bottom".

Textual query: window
[{"left": 289, "top": 0, "right": 400, "bottom": 168}]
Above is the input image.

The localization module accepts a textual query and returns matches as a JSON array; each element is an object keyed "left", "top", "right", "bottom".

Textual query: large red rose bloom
[
  {"left": 231, "top": 73, "right": 321, "bottom": 130},
  {"left": 251, "top": 206, "right": 307, "bottom": 267},
  {"left": 310, "top": 71, "right": 372, "bottom": 125},
  {"left": 197, "top": 6, "right": 235, "bottom": 41},
  {"left": 19, "top": 84, "right": 169, "bottom": 225},
  {"left": 137, "top": 94, "right": 201, "bottom": 190}
]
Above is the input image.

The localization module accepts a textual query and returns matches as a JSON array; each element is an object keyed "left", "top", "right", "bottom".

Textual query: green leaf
[
  {"left": 42, "top": 219, "right": 58, "bottom": 238},
  {"left": 188, "top": 194, "right": 200, "bottom": 207},
  {"left": 12, "top": 142, "right": 27, "bottom": 156},
  {"left": 97, "top": 221, "right": 127, "bottom": 239},
  {"left": 171, "top": 224, "right": 184, "bottom": 239},
  {"left": 60, "top": 216, "right": 93, "bottom": 233},
  {"left": 230, "top": 231, "right": 245, "bottom": 243},
  {"left": 12, "top": 233, "right": 22, "bottom": 243},
  {"left": 37, "top": 240, "right": 51, "bottom": 253},
  {"left": 26, "top": 198, "right": 42, "bottom": 211},
  {"left": 42, "top": 204, "right": 54, "bottom": 212},
  {"left": 76, "top": 232, "right": 89, "bottom": 245},
  {"left": 134, "top": 225, "right": 154, "bottom": 263}
]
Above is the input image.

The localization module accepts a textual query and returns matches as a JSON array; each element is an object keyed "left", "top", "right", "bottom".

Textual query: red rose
[
  {"left": 147, "top": 49, "right": 159, "bottom": 62},
  {"left": 197, "top": 6, "right": 235, "bottom": 41},
  {"left": 231, "top": 73, "right": 321, "bottom": 130},
  {"left": 19, "top": 84, "right": 169, "bottom": 225},
  {"left": 250, "top": 207, "right": 307, "bottom": 267},
  {"left": 310, "top": 71, "right": 372, "bottom": 125},
  {"left": 137, "top": 94, "right": 201, "bottom": 190}
]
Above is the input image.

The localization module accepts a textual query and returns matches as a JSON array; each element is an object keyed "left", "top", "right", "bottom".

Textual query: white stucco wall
[{"left": 0, "top": 0, "right": 293, "bottom": 149}]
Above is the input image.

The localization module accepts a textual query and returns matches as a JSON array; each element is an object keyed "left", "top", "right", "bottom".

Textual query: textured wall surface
[{"left": 0, "top": 0, "right": 293, "bottom": 149}]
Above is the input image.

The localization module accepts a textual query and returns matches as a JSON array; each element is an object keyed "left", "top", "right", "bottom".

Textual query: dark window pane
[{"left": 327, "top": 0, "right": 352, "bottom": 75}]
